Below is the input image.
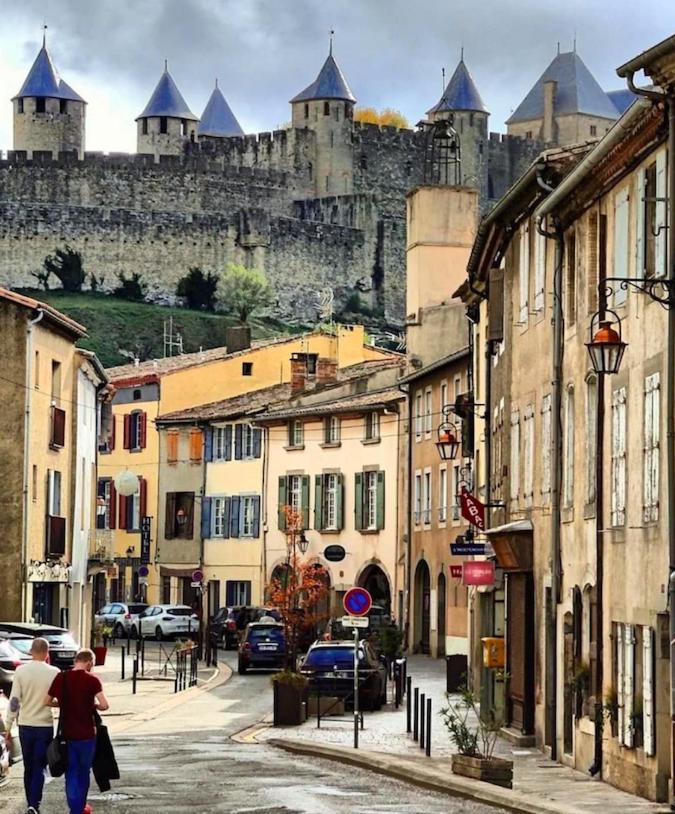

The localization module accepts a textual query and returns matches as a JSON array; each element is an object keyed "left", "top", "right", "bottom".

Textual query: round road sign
[
  {"left": 343, "top": 587, "right": 372, "bottom": 617},
  {"left": 324, "top": 544, "right": 346, "bottom": 563},
  {"left": 138, "top": 566, "right": 149, "bottom": 578},
  {"left": 191, "top": 569, "right": 204, "bottom": 583}
]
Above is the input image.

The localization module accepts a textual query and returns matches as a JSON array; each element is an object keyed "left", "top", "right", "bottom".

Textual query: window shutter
[
  {"left": 643, "top": 625, "right": 655, "bottom": 755},
  {"left": 167, "top": 431, "right": 178, "bottom": 464},
  {"left": 541, "top": 395, "right": 551, "bottom": 500},
  {"left": 534, "top": 231, "right": 545, "bottom": 312},
  {"left": 204, "top": 428, "right": 213, "bottom": 463},
  {"left": 336, "top": 473, "right": 344, "bottom": 530},
  {"left": 519, "top": 222, "right": 530, "bottom": 324},
  {"left": 252, "top": 496, "right": 261, "bottom": 538},
  {"left": 623, "top": 623, "right": 635, "bottom": 747},
  {"left": 123, "top": 414, "right": 131, "bottom": 449},
  {"left": 109, "top": 482, "right": 117, "bottom": 529},
  {"left": 253, "top": 428, "right": 262, "bottom": 458},
  {"left": 510, "top": 410, "right": 520, "bottom": 501},
  {"left": 109, "top": 413, "right": 116, "bottom": 451},
  {"left": 617, "top": 623, "right": 625, "bottom": 741},
  {"left": 234, "top": 424, "right": 243, "bottom": 460},
  {"left": 189, "top": 429, "right": 202, "bottom": 462},
  {"left": 201, "top": 497, "right": 212, "bottom": 539},
  {"left": 164, "top": 492, "right": 176, "bottom": 539},
  {"left": 230, "top": 496, "right": 241, "bottom": 538},
  {"left": 635, "top": 168, "right": 646, "bottom": 277},
  {"left": 185, "top": 495, "right": 195, "bottom": 538},
  {"left": 278, "top": 477, "right": 287, "bottom": 531},
  {"left": 225, "top": 425, "right": 233, "bottom": 461},
  {"left": 376, "top": 471, "right": 385, "bottom": 530},
  {"left": 139, "top": 412, "right": 147, "bottom": 449},
  {"left": 118, "top": 494, "right": 127, "bottom": 530},
  {"left": 655, "top": 149, "right": 667, "bottom": 278},
  {"left": 222, "top": 496, "right": 231, "bottom": 539},
  {"left": 587, "top": 212, "right": 599, "bottom": 314},
  {"left": 314, "top": 474, "right": 323, "bottom": 530},
  {"left": 226, "top": 581, "right": 235, "bottom": 606},
  {"left": 139, "top": 477, "right": 147, "bottom": 519},
  {"left": 354, "top": 472, "right": 363, "bottom": 531},
  {"left": 487, "top": 269, "right": 504, "bottom": 342},
  {"left": 613, "top": 187, "right": 629, "bottom": 305},
  {"left": 126, "top": 494, "right": 134, "bottom": 530},
  {"left": 301, "top": 475, "right": 310, "bottom": 529}
]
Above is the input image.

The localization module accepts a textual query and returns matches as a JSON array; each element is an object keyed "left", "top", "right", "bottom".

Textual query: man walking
[
  {"left": 46, "top": 648, "right": 109, "bottom": 814},
  {"left": 4, "top": 637, "right": 59, "bottom": 814}
]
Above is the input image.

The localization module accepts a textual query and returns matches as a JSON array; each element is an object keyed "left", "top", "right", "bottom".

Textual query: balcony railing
[
  {"left": 50, "top": 406, "right": 66, "bottom": 449},
  {"left": 46, "top": 515, "right": 66, "bottom": 558}
]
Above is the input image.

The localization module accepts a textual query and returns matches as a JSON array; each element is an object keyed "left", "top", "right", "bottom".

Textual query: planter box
[
  {"left": 451, "top": 754, "right": 514, "bottom": 789},
  {"left": 273, "top": 680, "right": 306, "bottom": 726},
  {"left": 93, "top": 646, "right": 107, "bottom": 667}
]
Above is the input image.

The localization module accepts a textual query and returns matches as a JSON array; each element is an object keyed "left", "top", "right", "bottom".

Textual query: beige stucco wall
[{"left": 507, "top": 113, "right": 615, "bottom": 146}]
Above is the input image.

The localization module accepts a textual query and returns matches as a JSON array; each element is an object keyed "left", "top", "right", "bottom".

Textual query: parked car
[
  {"left": 95, "top": 602, "right": 149, "bottom": 638},
  {"left": 211, "top": 606, "right": 280, "bottom": 650},
  {"left": 299, "top": 640, "right": 387, "bottom": 710},
  {"left": 0, "top": 639, "right": 28, "bottom": 694},
  {"left": 238, "top": 622, "right": 287, "bottom": 674},
  {"left": 133, "top": 605, "right": 199, "bottom": 641},
  {"left": 321, "top": 604, "right": 392, "bottom": 642},
  {"left": 0, "top": 624, "right": 79, "bottom": 670}
]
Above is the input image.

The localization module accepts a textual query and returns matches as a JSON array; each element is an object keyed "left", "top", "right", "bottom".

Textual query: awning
[
  {"left": 484, "top": 520, "right": 534, "bottom": 572},
  {"left": 159, "top": 565, "right": 198, "bottom": 579}
]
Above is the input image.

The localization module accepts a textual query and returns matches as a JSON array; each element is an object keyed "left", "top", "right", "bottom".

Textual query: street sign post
[
  {"left": 353, "top": 627, "right": 359, "bottom": 749},
  {"left": 341, "top": 615, "right": 370, "bottom": 628},
  {"left": 343, "top": 587, "right": 372, "bottom": 617}
]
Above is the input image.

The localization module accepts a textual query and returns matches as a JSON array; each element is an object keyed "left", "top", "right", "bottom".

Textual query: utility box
[{"left": 481, "top": 637, "right": 505, "bottom": 669}]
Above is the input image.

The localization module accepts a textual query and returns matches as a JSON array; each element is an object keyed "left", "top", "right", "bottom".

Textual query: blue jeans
[
  {"left": 18, "top": 725, "right": 53, "bottom": 810},
  {"left": 65, "top": 738, "right": 96, "bottom": 814}
]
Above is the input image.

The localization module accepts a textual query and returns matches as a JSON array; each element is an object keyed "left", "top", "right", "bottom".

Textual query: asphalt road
[{"left": 5, "top": 652, "right": 509, "bottom": 814}]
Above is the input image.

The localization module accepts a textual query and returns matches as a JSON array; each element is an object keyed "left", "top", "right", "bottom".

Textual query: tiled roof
[
  {"left": 427, "top": 59, "right": 487, "bottom": 115},
  {"left": 14, "top": 45, "right": 85, "bottom": 102},
  {"left": 256, "top": 386, "right": 404, "bottom": 422},
  {"left": 137, "top": 68, "right": 198, "bottom": 121},
  {"left": 507, "top": 51, "right": 619, "bottom": 125},
  {"left": 157, "top": 383, "right": 293, "bottom": 424},
  {"left": 606, "top": 88, "right": 637, "bottom": 115},
  {"left": 398, "top": 347, "right": 471, "bottom": 383},
  {"left": 0, "top": 288, "right": 86, "bottom": 338},
  {"left": 291, "top": 54, "right": 356, "bottom": 103},
  {"left": 198, "top": 83, "right": 244, "bottom": 137}
]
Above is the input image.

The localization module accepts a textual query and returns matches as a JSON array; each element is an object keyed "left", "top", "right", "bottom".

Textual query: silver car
[
  {"left": 95, "top": 602, "right": 149, "bottom": 638},
  {"left": 134, "top": 605, "right": 199, "bottom": 641}
]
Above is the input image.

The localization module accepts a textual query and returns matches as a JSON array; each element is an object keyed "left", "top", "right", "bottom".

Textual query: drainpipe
[
  {"left": 397, "top": 381, "right": 411, "bottom": 647},
  {"left": 22, "top": 308, "right": 44, "bottom": 619}
]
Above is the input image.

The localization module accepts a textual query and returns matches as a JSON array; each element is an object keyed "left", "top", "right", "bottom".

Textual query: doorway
[
  {"left": 414, "top": 560, "right": 431, "bottom": 654},
  {"left": 437, "top": 572, "right": 446, "bottom": 657},
  {"left": 505, "top": 572, "right": 535, "bottom": 734},
  {"left": 358, "top": 564, "right": 391, "bottom": 613}
]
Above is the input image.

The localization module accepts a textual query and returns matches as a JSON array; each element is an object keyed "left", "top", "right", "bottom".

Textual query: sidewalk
[{"left": 260, "top": 656, "right": 670, "bottom": 814}]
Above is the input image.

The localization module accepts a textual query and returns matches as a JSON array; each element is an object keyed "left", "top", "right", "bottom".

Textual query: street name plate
[
  {"left": 450, "top": 542, "right": 489, "bottom": 556},
  {"left": 341, "top": 615, "right": 369, "bottom": 628}
]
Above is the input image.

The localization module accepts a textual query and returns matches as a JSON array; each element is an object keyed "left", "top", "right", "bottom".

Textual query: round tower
[
  {"left": 136, "top": 63, "right": 198, "bottom": 160},
  {"left": 290, "top": 41, "right": 356, "bottom": 196},
  {"left": 13, "top": 35, "right": 86, "bottom": 159},
  {"left": 197, "top": 80, "right": 244, "bottom": 141}
]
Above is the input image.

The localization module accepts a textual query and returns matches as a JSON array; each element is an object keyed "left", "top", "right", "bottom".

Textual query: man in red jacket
[{"left": 45, "top": 649, "right": 109, "bottom": 814}]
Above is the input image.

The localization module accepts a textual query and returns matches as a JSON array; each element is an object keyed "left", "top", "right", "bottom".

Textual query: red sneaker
[{"left": 83, "top": 805, "right": 93, "bottom": 814}]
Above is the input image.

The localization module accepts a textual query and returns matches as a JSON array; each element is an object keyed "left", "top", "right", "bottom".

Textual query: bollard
[
  {"left": 406, "top": 676, "right": 412, "bottom": 732},
  {"left": 413, "top": 687, "right": 419, "bottom": 741},
  {"left": 426, "top": 698, "right": 432, "bottom": 757},
  {"left": 394, "top": 663, "right": 400, "bottom": 709},
  {"left": 420, "top": 693, "right": 426, "bottom": 749},
  {"left": 126, "top": 627, "right": 131, "bottom": 656},
  {"left": 141, "top": 637, "right": 145, "bottom": 676},
  {"left": 132, "top": 655, "right": 138, "bottom": 695},
  {"left": 120, "top": 646, "right": 125, "bottom": 681}
]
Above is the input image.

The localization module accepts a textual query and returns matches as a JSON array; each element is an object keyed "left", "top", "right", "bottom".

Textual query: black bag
[{"left": 47, "top": 671, "right": 68, "bottom": 777}]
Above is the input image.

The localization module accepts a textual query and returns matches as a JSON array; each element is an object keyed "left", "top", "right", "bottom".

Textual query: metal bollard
[
  {"left": 120, "top": 646, "right": 125, "bottom": 681},
  {"left": 141, "top": 637, "right": 145, "bottom": 676},
  {"left": 406, "top": 676, "right": 412, "bottom": 732},
  {"left": 126, "top": 627, "right": 131, "bottom": 656},
  {"left": 413, "top": 687, "right": 419, "bottom": 741},
  {"left": 420, "top": 693, "right": 426, "bottom": 749},
  {"left": 426, "top": 698, "right": 432, "bottom": 757},
  {"left": 132, "top": 655, "right": 138, "bottom": 695}
]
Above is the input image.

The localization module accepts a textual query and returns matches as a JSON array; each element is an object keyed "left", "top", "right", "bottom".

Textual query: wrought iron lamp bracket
[{"left": 603, "top": 276, "right": 675, "bottom": 309}]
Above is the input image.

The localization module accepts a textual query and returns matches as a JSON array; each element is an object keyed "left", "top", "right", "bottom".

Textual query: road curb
[{"left": 266, "top": 738, "right": 588, "bottom": 814}]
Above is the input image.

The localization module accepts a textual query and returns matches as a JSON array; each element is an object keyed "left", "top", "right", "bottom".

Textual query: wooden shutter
[
  {"left": 643, "top": 373, "right": 660, "bottom": 522},
  {"left": 376, "top": 471, "right": 385, "bottom": 530},
  {"left": 230, "top": 496, "right": 241, "bottom": 538},
  {"left": 225, "top": 425, "right": 233, "bottom": 461},
  {"left": 534, "top": 231, "right": 545, "bottom": 312},
  {"left": 139, "top": 477, "right": 147, "bottom": 519},
  {"left": 336, "top": 473, "right": 344, "bottom": 530},
  {"left": 314, "top": 474, "right": 323, "bottom": 530},
  {"left": 118, "top": 494, "right": 128, "bottom": 530},
  {"left": 204, "top": 428, "right": 213, "bottom": 463},
  {"left": 587, "top": 212, "right": 599, "bottom": 314},
  {"left": 643, "top": 625, "right": 655, "bottom": 755},
  {"left": 487, "top": 269, "right": 504, "bottom": 342},
  {"left": 164, "top": 492, "right": 176, "bottom": 539},
  {"left": 541, "top": 395, "right": 551, "bottom": 500},
  {"left": 123, "top": 414, "right": 131, "bottom": 449},
  {"left": 278, "top": 477, "right": 287, "bottom": 530},
  {"left": 623, "top": 623, "right": 635, "bottom": 747},
  {"left": 301, "top": 475, "right": 310, "bottom": 529},
  {"left": 510, "top": 410, "right": 520, "bottom": 502},
  {"left": 524, "top": 405, "right": 534, "bottom": 505},
  {"left": 613, "top": 187, "right": 629, "bottom": 305},
  {"left": 519, "top": 222, "right": 530, "bottom": 324},
  {"left": 185, "top": 494, "right": 195, "bottom": 538},
  {"left": 167, "top": 431, "right": 178, "bottom": 464},
  {"left": 655, "top": 149, "right": 667, "bottom": 278},
  {"left": 252, "top": 496, "right": 261, "bottom": 538},
  {"left": 253, "top": 428, "right": 262, "bottom": 458},
  {"left": 126, "top": 494, "right": 134, "bottom": 531},
  {"left": 109, "top": 482, "right": 117, "bottom": 529},
  {"left": 222, "top": 496, "right": 231, "bottom": 539},
  {"left": 189, "top": 429, "right": 202, "bottom": 462},
  {"left": 234, "top": 424, "right": 243, "bottom": 460},
  {"left": 139, "top": 412, "right": 147, "bottom": 449},
  {"left": 201, "top": 497, "right": 212, "bottom": 539},
  {"left": 635, "top": 168, "right": 646, "bottom": 277},
  {"left": 109, "top": 412, "right": 116, "bottom": 451},
  {"left": 354, "top": 472, "right": 363, "bottom": 531}
]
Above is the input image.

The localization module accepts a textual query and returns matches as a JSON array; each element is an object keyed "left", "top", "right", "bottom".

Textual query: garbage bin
[{"left": 446, "top": 654, "right": 467, "bottom": 693}]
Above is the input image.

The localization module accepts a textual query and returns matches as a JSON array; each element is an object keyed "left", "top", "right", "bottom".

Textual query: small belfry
[{"left": 13, "top": 27, "right": 86, "bottom": 159}]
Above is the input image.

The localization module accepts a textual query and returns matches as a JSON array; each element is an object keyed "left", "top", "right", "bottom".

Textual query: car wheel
[
  {"left": 238, "top": 658, "right": 247, "bottom": 675},
  {"left": 155, "top": 626, "right": 163, "bottom": 642},
  {"left": 114, "top": 623, "right": 124, "bottom": 639}
]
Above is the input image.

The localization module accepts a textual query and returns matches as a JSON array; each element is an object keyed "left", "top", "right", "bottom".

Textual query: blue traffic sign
[
  {"left": 450, "top": 542, "right": 488, "bottom": 556},
  {"left": 138, "top": 565, "right": 150, "bottom": 578},
  {"left": 343, "top": 587, "right": 372, "bottom": 617}
]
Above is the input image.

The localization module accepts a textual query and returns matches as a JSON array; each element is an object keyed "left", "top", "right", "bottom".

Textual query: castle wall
[
  {"left": 487, "top": 132, "right": 544, "bottom": 204},
  {"left": 13, "top": 97, "right": 85, "bottom": 159}
]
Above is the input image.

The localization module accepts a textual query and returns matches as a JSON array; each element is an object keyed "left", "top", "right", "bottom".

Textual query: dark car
[
  {"left": 299, "top": 640, "right": 387, "bottom": 710},
  {"left": 0, "top": 624, "right": 79, "bottom": 670},
  {"left": 211, "top": 607, "right": 280, "bottom": 650},
  {"left": 238, "top": 623, "right": 286, "bottom": 674}
]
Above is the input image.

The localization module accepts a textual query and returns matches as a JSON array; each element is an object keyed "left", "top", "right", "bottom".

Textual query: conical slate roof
[
  {"left": 427, "top": 59, "right": 487, "bottom": 115},
  {"left": 507, "top": 51, "right": 618, "bottom": 124},
  {"left": 198, "top": 83, "right": 244, "bottom": 137},
  {"left": 137, "top": 67, "right": 198, "bottom": 121},
  {"left": 606, "top": 88, "right": 637, "bottom": 115},
  {"left": 14, "top": 44, "right": 85, "bottom": 102},
  {"left": 291, "top": 53, "right": 355, "bottom": 103}
]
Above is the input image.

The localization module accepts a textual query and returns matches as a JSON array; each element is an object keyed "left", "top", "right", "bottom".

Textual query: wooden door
[{"left": 506, "top": 572, "right": 535, "bottom": 734}]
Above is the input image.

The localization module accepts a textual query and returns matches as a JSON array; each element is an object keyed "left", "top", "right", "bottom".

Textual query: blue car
[{"left": 238, "top": 622, "right": 286, "bottom": 674}]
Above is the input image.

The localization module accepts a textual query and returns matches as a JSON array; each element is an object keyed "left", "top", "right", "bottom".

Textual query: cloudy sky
[{"left": 0, "top": 0, "right": 670, "bottom": 153}]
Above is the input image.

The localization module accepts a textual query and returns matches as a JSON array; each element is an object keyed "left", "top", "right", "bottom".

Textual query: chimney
[
  {"left": 290, "top": 353, "right": 307, "bottom": 392},
  {"left": 316, "top": 357, "right": 338, "bottom": 385},
  {"left": 225, "top": 325, "right": 251, "bottom": 353},
  {"left": 543, "top": 80, "right": 557, "bottom": 143}
]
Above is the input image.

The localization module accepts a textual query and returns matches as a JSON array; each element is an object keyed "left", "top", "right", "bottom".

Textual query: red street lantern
[
  {"left": 176, "top": 508, "right": 187, "bottom": 526},
  {"left": 436, "top": 416, "right": 460, "bottom": 461},
  {"left": 586, "top": 310, "right": 627, "bottom": 375}
]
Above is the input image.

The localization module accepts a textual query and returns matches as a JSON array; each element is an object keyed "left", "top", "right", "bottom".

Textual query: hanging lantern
[
  {"left": 436, "top": 419, "right": 460, "bottom": 461},
  {"left": 176, "top": 508, "right": 187, "bottom": 526},
  {"left": 114, "top": 469, "right": 139, "bottom": 497},
  {"left": 298, "top": 530, "right": 310, "bottom": 554},
  {"left": 586, "top": 310, "right": 627, "bottom": 375}
]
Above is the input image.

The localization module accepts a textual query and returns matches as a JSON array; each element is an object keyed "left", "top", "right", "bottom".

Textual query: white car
[
  {"left": 95, "top": 602, "right": 149, "bottom": 638},
  {"left": 134, "top": 605, "right": 199, "bottom": 641}
]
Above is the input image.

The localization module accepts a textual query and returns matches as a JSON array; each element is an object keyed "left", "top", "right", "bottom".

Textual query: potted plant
[
  {"left": 271, "top": 669, "right": 309, "bottom": 726},
  {"left": 92, "top": 622, "right": 113, "bottom": 666},
  {"left": 441, "top": 686, "right": 513, "bottom": 789},
  {"left": 603, "top": 685, "right": 619, "bottom": 737}
]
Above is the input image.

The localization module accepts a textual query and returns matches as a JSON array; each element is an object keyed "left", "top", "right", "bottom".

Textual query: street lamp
[
  {"left": 585, "top": 309, "right": 627, "bottom": 375},
  {"left": 298, "top": 530, "right": 309, "bottom": 555},
  {"left": 436, "top": 408, "right": 460, "bottom": 461}
]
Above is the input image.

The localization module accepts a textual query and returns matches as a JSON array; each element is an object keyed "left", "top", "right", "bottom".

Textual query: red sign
[
  {"left": 460, "top": 489, "right": 486, "bottom": 531},
  {"left": 462, "top": 561, "right": 495, "bottom": 586},
  {"left": 449, "top": 565, "right": 463, "bottom": 579},
  {"left": 343, "top": 587, "right": 372, "bottom": 617}
]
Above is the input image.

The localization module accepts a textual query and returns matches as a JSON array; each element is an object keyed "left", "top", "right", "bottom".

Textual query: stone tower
[
  {"left": 136, "top": 63, "right": 198, "bottom": 160},
  {"left": 13, "top": 35, "right": 86, "bottom": 159},
  {"left": 197, "top": 80, "right": 244, "bottom": 139},
  {"left": 290, "top": 43, "right": 356, "bottom": 196},
  {"left": 427, "top": 56, "right": 488, "bottom": 197}
]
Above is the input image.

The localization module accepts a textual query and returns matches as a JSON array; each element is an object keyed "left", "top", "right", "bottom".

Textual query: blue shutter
[
  {"left": 204, "top": 428, "right": 214, "bottom": 463},
  {"left": 234, "top": 424, "right": 243, "bottom": 460},
  {"left": 201, "top": 497, "right": 212, "bottom": 539},
  {"left": 243, "top": 581, "right": 251, "bottom": 604},
  {"left": 223, "top": 496, "right": 231, "bottom": 539},
  {"left": 225, "top": 581, "right": 235, "bottom": 606},
  {"left": 252, "top": 496, "right": 261, "bottom": 538},
  {"left": 253, "top": 428, "right": 262, "bottom": 458},
  {"left": 225, "top": 425, "right": 233, "bottom": 461},
  {"left": 230, "top": 496, "right": 241, "bottom": 538}
]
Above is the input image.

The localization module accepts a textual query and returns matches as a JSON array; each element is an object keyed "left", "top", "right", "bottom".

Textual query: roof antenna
[
  {"left": 164, "top": 58, "right": 168, "bottom": 72},
  {"left": 460, "top": 45, "right": 464, "bottom": 62},
  {"left": 573, "top": 30, "right": 577, "bottom": 53},
  {"left": 329, "top": 28, "right": 334, "bottom": 56},
  {"left": 442, "top": 67, "right": 446, "bottom": 94},
  {"left": 42, "top": 22, "right": 47, "bottom": 48},
  {"left": 215, "top": 77, "right": 219, "bottom": 89},
  {"left": 557, "top": 41, "right": 560, "bottom": 55}
]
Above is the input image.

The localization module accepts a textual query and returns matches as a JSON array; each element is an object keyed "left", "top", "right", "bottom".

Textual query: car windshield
[
  {"left": 303, "top": 647, "right": 359, "bottom": 670},
  {"left": 167, "top": 608, "right": 193, "bottom": 617},
  {"left": 128, "top": 604, "right": 147, "bottom": 615},
  {"left": 43, "top": 633, "right": 78, "bottom": 648},
  {"left": 248, "top": 626, "right": 284, "bottom": 643},
  {"left": 5, "top": 638, "right": 32, "bottom": 655},
  {"left": 0, "top": 640, "right": 21, "bottom": 659}
]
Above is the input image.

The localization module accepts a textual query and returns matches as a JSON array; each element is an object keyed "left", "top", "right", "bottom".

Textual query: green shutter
[
  {"left": 336, "top": 473, "right": 344, "bottom": 530},
  {"left": 376, "top": 471, "right": 385, "bottom": 530},
  {"left": 301, "top": 475, "right": 310, "bottom": 529},
  {"left": 278, "top": 476, "right": 287, "bottom": 531},
  {"left": 314, "top": 474, "right": 323, "bottom": 530},
  {"left": 354, "top": 472, "right": 363, "bottom": 531}
]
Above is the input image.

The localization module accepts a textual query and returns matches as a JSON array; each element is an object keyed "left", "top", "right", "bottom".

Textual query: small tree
[
  {"left": 31, "top": 267, "right": 51, "bottom": 291},
  {"left": 113, "top": 271, "right": 147, "bottom": 302},
  {"left": 43, "top": 245, "right": 86, "bottom": 292},
  {"left": 176, "top": 267, "right": 219, "bottom": 311},
  {"left": 219, "top": 263, "right": 272, "bottom": 324},
  {"left": 354, "top": 107, "right": 410, "bottom": 129}
]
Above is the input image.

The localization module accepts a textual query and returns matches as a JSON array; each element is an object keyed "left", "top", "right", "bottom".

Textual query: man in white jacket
[{"left": 4, "top": 638, "right": 59, "bottom": 814}]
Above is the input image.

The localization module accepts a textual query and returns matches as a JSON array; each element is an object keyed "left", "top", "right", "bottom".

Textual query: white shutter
[
  {"left": 534, "top": 231, "right": 545, "bottom": 312},
  {"left": 623, "top": 623, "right": 635, "bottom": 748},
  {"left": 617, "top": 624, "right": 625, "bottom": 741},
  {"left": 510, "top": 410, "right": 520, "bottom": 502},
  {"left": 635, "top": 168, "right": 646, "bottom": 278},
  {"left": 613, "top": 188, "right": 630, "bottom": 305},
  {"left": 643, "top": 625, "right": 655, "bottom": 756},
  {"left": 47, "top": 469, "right": 54, "bottom": 515},
  {"left": 611, "top": 388, "right": 626, "bottom": 526},
  {"left": 651, "top": 375, "right": 660, "bottom": 521},
  {"left": 519, "top": 223, "right": 530, "bottom": 324},
  {"left": 643, "top": 374, "right": 660, "bottom": 522},
  {"left": 655, "top": 150, "right": 667, "bottom": 279},
  {"left": 564, "top": 389, "right": 575, "bottom": 506}
]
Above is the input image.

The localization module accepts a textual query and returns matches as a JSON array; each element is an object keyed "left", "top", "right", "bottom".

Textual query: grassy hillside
[{"left": 19, "top": 290, "right": 304, "bottom": 368}]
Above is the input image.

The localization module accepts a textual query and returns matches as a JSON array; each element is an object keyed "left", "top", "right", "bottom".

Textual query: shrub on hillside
[
  {"left": 113, "top": 272, "right": 147, "bottom": 302},
  {"left": 219, "top": 263, "right": 272, "bottom": 324},
  {"left": 42, "top": 245, "right": 86, "bottom": 292},
  {"left": 176, "top": 267, "right": 219, "bottom": 311}
]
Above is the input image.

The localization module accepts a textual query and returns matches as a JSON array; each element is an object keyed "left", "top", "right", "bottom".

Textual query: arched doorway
[
  {"left": 358, "top": 564, "right": 391, "bottom": 613},
  {"left": 437, "top": 572, "right": 446, "bottom": 657},
  {"left": 414, "top": 561, "right": 431, "bottom": 654}
]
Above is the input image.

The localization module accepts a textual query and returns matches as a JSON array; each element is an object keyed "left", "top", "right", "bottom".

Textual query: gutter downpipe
[
  {"left": 22, "top": 308, "right": 44, "bottom": 620},
  {"left": 397, "top": 381, "right": 412, "bottom": 647}
]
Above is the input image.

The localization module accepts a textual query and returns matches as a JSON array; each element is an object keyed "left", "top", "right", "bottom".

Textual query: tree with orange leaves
[{"left": 353, "top": 107, "right": 410, "bottom": 129}]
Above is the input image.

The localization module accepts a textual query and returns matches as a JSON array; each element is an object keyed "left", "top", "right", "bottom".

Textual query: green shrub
[{"left": 176, "top": 267, "right": 219, "bottom": 311}]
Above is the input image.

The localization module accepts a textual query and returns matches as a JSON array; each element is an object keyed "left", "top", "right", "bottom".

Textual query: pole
[
  {"left": 353, "top": 628, "right": 359, "bottom": 749},
  {"left": 420, "top": 692, "right": 426, "bottom": 749},
  {"left": 132, "top": 654, "right": 138, "bottom": 695},
  {"left": 667, "top": 99, "right": 675, "bottom": 811},
  {"left": 120, "top": 646, "right": 125, "bottom": 681},
  {"left": 406, "top": 675, "right": 412, "bottom": 732},
  {"left": 413, "top": 687, "right": 419, "bottom": 740},
  {"left": 426, "top": 697, "right": 432, "bottom": 756}
]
